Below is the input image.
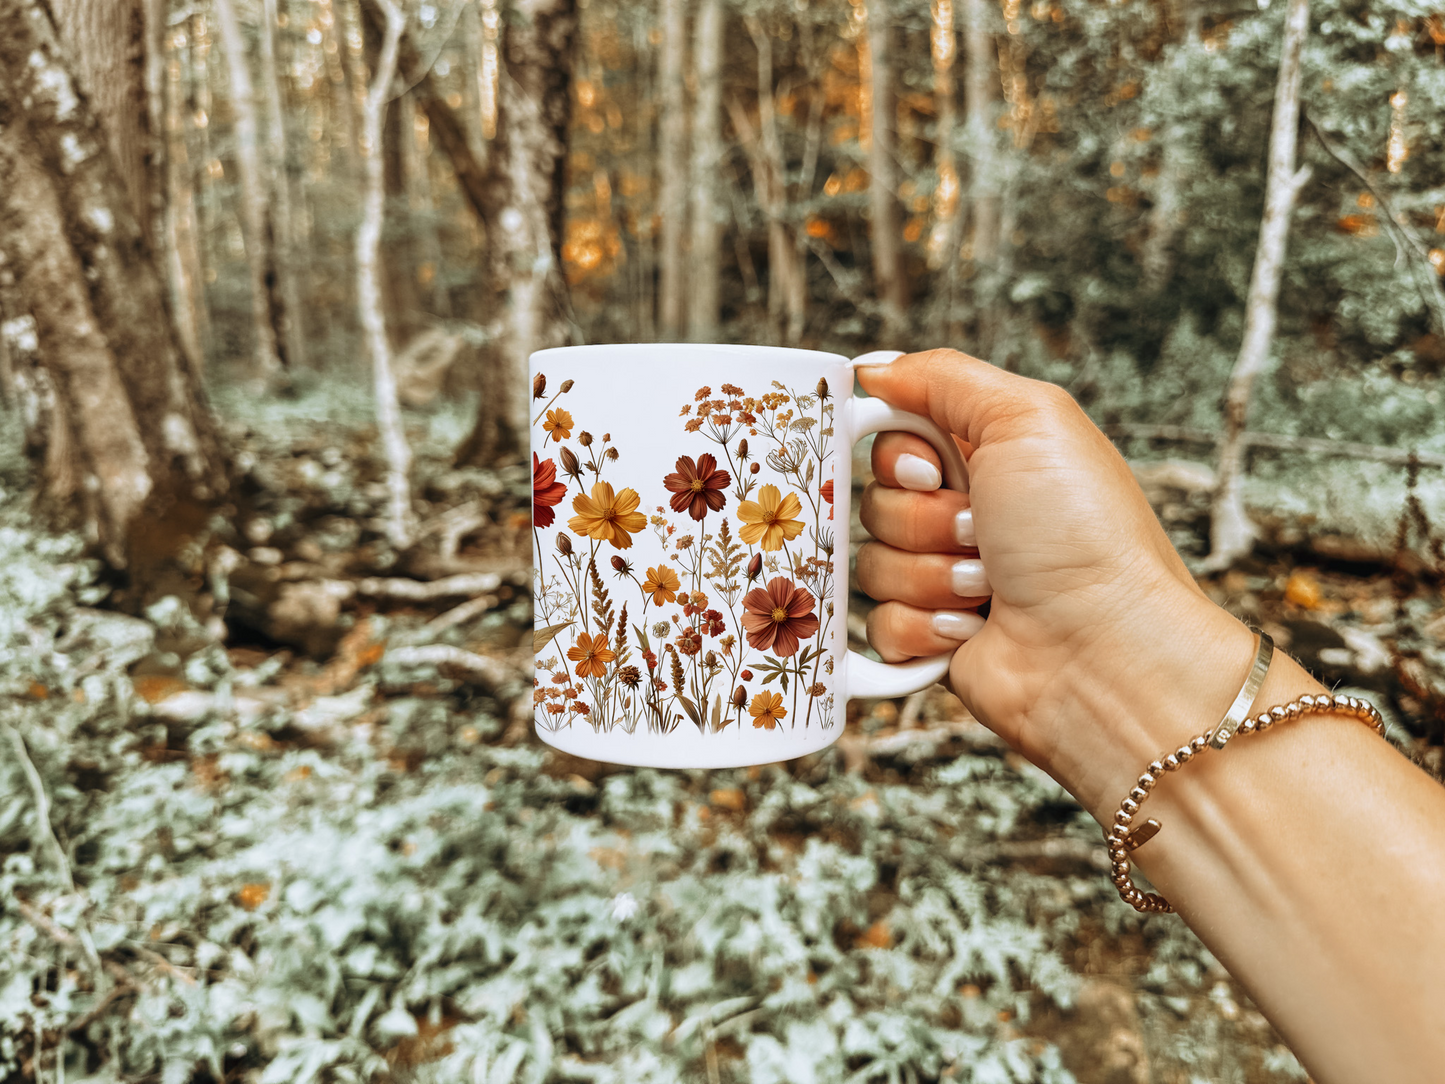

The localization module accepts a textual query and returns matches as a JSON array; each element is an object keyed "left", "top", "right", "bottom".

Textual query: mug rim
[{"left": 531, "top": 342, "right": 849, "bottom": 367}]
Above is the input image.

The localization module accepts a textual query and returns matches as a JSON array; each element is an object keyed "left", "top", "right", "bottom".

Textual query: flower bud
[
  {"left": 559, "top": 446, "right": 581, "bottom": 478},
  {"left": 747, "top": 553, "right": 762, "bottom": 581},
  {"left": 560, "top": 379, "right": 575, "bottom": 392},
  {"left": 533, "top": 373, "right": 547, "bottom": 399},
  {"left": 816, "top": 377, "right": 830, "bottom": 400},
  {"left": 741, "top": 669, "right": 753, "bottom": 681},
  {"left": 749, "top": 462, "right": 761, "bottom": 475},
  {"left": 737, "top": 438, "right": 749, "bottom": 461},
  {"left": 605, "top": 447, "right": 619, "bottom": 461},
  {"left": 578, "top": 431, "right": 593, "bottom": 447},
  {"left": 602, "top": 433, "right": 611, "bottom": 442},
  {"left": 732, "top": 685, "right": 747, "bottom": 708},
  {"left": 556, "top": 533, "right": 573, "bottom": 556},
  {"left": 611, "top": 555, "right": 629, "bottom": 573}
]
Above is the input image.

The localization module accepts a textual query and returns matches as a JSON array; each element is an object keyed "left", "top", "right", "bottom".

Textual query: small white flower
[{"left": 610, "top": 892, "right": 639, "bottom": 922}]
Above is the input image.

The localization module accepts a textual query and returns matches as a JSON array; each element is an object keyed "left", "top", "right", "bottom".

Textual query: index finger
[{"left": 855, "top": 348, "right": 1074, "bottom": 453}]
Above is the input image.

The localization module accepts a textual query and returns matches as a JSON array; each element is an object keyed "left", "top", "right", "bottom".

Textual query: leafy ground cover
[{"left": 2, "top": 389, "right": 1440, "bottom": 1083}]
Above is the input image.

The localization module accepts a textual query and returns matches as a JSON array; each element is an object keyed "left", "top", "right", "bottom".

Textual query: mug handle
[{"left": 840, "top": 373, "right": 972, "bottom": 700}]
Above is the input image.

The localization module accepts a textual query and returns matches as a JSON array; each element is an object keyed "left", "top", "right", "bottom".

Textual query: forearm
[{"left": 1081, "top": 603, "right": 1445, "bottom": 1083}]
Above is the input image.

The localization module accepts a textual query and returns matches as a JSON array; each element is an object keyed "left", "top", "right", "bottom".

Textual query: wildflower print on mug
[{"left": 531, "top": 344, "right": 971, "bottom": 769}]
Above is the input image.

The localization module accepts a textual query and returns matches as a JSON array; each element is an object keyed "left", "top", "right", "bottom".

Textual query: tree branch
[
  {"left": 1305, "top": 113, "right": 1445, "bottom": 338},
  {"left": 1104, "top": 423, "right": 1445, "bottom": 471}
]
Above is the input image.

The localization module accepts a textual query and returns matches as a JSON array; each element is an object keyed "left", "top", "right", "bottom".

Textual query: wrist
[{"left": 1049, "top": 587, "right": 1308, "bottom": 824}]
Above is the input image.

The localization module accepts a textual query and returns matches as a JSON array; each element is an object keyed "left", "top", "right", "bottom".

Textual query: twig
[
  {"left": 11, "top": 896, "right": 124, "bottom": 985},
  {"left": 1304, "top": 113, "right": 1445, "bottom": 338},
  {"left": 425, "top": 594, "right": 496, "bottom": 634},
  {"left": 385, "top": 644, "right": 517, "bottom": 688},
  {"left": 356, "top": 571, "right": 503, "bottom": 599},
  {"left": 4, "top": 724, "right": 74, "bottom": 893},
  {"left": 66, "top": 981, "right": 134, "bottom": 1034},
  {"left": 1104, "top": 423, "right": 1445, "bottom": 470}
]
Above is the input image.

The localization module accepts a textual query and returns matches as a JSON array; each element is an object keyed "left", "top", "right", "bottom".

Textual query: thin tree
[
  {"left": 1140, "top": 0, "right": 1201, "bottom": 294},
  {"left": 657, "top": 0, "right": 687, "bottom": 339},
  {"left": 862, "top": 0, "right": 908, "bottom": 344},
  {"left": 687, "top": 0, "right": 723, "bottom": 341},
  {"left": 214, "top": 0, "right": 287, "bottom": 383},
  {"left": 1206, "top": 0, "right": 1312, "bottom": 570},
  {"left": 260, "top": 0, "right": 307, "bottom": 367},
  {"left": 0, "top": 0, "right": 226, "bottom": 570},
  {"left": 357, "top": 0, "right": 415, "bottom": 550},
  {"left": 927, "top": 0, "right": 962, "bottom": 341},
  {"left": 962, "top": 0, "right": 999, "bottom": 348}
]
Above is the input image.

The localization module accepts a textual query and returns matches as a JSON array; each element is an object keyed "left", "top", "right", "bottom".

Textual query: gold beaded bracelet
[{"left": 1104, "top": 690, "right": 1386, "bottom": 914}]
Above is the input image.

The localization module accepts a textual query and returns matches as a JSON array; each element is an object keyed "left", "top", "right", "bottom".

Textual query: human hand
[{"left": 855, "top": 349, "right": 1257, "bottom": 819}]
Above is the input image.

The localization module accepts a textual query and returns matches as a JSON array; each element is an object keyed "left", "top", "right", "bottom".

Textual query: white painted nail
[
  {"left": 850, "top": 350, "right": 905, "bottom": 369},
  {"left": 932, "top": 610, "right": 985, "bottom": 641},
  {"left": 951, "top": 558, "right": 992, "bottom": 598},
  {"left": 895, "top": 453, "right": 941, "bottom": 492},
  {"left": 954, "top": 507, "right": 976, "bottom": 548}
]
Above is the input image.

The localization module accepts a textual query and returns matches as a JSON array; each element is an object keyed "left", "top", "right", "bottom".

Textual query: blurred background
[{"left": 1, "top": 0, "right": 1444, "bottom": 1079}]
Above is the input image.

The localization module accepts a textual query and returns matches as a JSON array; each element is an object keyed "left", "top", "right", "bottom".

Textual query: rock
[{"left": 56, "top": 609, "right": 155, "bottom": 671}]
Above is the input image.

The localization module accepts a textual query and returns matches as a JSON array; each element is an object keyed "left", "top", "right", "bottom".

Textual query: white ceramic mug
[{"left": 530, "top": 344, "right": 969, "bottom": 768}]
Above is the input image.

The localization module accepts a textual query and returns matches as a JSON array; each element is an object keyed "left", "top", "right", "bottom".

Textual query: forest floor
[{"left": 4, "top": 383, "right": 1443, "bottom": 1083}]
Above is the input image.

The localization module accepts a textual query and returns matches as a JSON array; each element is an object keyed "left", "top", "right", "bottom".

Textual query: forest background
[{"left": 1, "top": 0, "right": 1445, "bottom": 1080}]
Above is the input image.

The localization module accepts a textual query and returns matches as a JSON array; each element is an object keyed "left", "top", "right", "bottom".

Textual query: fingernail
[
  {"left": 895, "top": 453, "right": 941, "bottom": 492},
  {"left": 850, "top": 350, "right": 905, "bottom": 369},
  {"left": 954, "top": 508, "right": 976, "bottom": 547},
  {"left": 931, "top": 610, "right": 985, "bottom": 641},
  {"left": 951, "top": 558, "right": 992, "bottom": 598}
]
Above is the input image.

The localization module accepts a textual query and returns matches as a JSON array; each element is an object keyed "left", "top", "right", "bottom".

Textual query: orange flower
[
  {"left": 820, "top": 479, "right": 834, "bottom": 520},
  {"left": 737, "top": 484, "right": 805, "bottom": 551},
  {"left": 533, "top": 453, "right": 567, "bottom": 528},
  {"left": 543, "top": 408, "right": 574, "bottom": 442},
  {"left": 568, "top": 481, "right": 647, "bottom": 548},
  {"left": 749, "top": 690, "right": 787, "bottom": 729},
  {"left": 741, "top": 577, "right": 820, "bottom": 657},
  {"left": 567, "top": 631, "right": 616, "bottom": 678},
  {"left": 642, "top": 565, "right": 681, "bottom": 604}
]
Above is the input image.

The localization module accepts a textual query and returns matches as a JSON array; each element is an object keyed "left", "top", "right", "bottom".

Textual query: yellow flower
[
  {"left": 568, "top": 481, "right": 647, "bottom": 549},
  {"left": 642, "top": 565, "right": 681, "bottom": 605},
  {"left": 749, "top": 690, "right": 787, "bottom": 730},
  {"left": 737, "top": 484, "right": 805, "bottom": 551},
  {"left": 567, "top": 631, "right": 616, "bottom": 679},
  {"left": 543, "top": 408, "right": 574, "bottom": 442}
]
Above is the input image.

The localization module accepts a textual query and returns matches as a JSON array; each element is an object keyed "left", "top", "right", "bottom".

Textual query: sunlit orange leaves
[
  {"left": 236, "top": 883, "right": 271, "bottom": 910},
  {"left": 1335, "top": 214, "right": 1378, "bottom": 238},
  {"left": 563, "top": 217, "right": 623, "bottom": 284},
  {"left": 856, "top": 919, "right": 893, "bottom": 949},
  {"left": 134, "top": 674, "right": 189, "bottom": 704},
  {"left": 1284, "top": 569, "right": 1324, "bottom": 610}
]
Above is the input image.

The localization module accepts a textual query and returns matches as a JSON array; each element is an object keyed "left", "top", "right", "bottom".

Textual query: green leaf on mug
[
  {"left": 533, "top": 621, "right": 573, "bottom": 655},
  {"left": 677, "top": 695, "right": 702, "bottom": 731},
  {"left": 710, "top": 695, "right": 722, "bottom": 733}
]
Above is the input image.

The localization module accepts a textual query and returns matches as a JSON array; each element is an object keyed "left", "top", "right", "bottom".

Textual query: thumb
[{"left": 855, "top": 348, "right": 1071, "bottom": 453}]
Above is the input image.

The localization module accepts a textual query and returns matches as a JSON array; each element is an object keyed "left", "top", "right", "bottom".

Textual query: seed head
[
  {"left": 556, "top": 533, "right": 573, "bottom": 556},
  {"left": 533, "top": 373, "right": 547, "bottom": 399},
  {"left": 559, "top": 379, "right": 575, "bottom": 393},
  {"left": 749, "top": 462, "right": 761, "bottom": 475},
  {"left": 816, "top": 377, "right": 830, "bottom": 401},
  {"left": 578, "top": 431, "right": 593, "bottom": 447},
  {"left": 747, "top": 553, "right": 763, "bottom": 581},
  {"left": 732, "top": 685, "right": 747, "bottom": 708}
]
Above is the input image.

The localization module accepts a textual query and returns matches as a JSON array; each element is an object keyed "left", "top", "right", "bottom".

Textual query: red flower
[
  {"left": 663, "top": 453, "right": 731, "bottom": 521},
  {"left": 820, "top": 479, "right": 834, "bottom": 521},
  {"left": 533, "top": 453, "right": 567, "bottom": 528},
  {"left": 742, "top": 577, "right": 821, "bottom": 658}
]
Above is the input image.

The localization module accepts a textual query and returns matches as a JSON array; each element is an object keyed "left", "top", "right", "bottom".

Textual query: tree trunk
[
  {"left": 1206, "top": 0, "right": 1311, "bottom": 571},
  {"left": 214, "top": 0, "right": 287, "bottom": 382},
  {"left": 0, "top": 0, "right": 227, "bottom": 571},
  {"left": 48, "top": 0, "right": 154, "bottom": 235},
  {"left": 927, "top": 0, "right": 961, "bottom": 341},
  {"left": 455, "top": 0, "right": 579, "bottom": 466},
  {"left": 401, "top": 92, "right": 451, "bottom": 317},
  {"left": 687, "top": 0, "right": 723, "bottom": 341},
  {"left": 863, "top": 0, "right": 908, "bottom": 345},
  {"left": 162, "top": 12, "right": 208, "bottom": 366},
  {"left": 1141, "top": 0, "right": 1200, "bottom": 294},
  {"left": 358, "top": 0, "right": 415, "bottom": 550},
  {"left": 260, "top": 0, "right": 307, "bottom": 368},
  {"left": 962, "top": 0, "right": 999, "bottom": 349},
  {"left": 657, "top": 0, "right": 688, "bottom": 339},
  {"left": 737, "top": 18, "right": 805, "bottom": 346}
]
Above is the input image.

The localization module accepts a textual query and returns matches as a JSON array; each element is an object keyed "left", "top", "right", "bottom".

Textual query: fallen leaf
[
  {"left": 856, "top": 919, "right": 892, "bottom": 949},
  {"left": 236, "top": 883, "right": 270, "bottom": 910},
  {"left": 1284, "top": 569, "right": 1324, "bottom": 610},
  {"left": 133, "top": 675, "right": 189, "bottom": 704},
  {"left": 709, "top": 787, "right": 746, "bottom": 811}
]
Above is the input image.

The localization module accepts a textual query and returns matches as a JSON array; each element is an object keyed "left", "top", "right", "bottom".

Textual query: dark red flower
[
  {"left": 820, "top": 479, "right": 834, "bottom": 521},
  {"left": 742, "top": 577, "right": 821, "bottom": 658},
  {"left": 663, "top": 453, "right": 731, "bottom": 520},
  {"left": 533, "top": 452, "right": 567, "bottom": 528}
]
